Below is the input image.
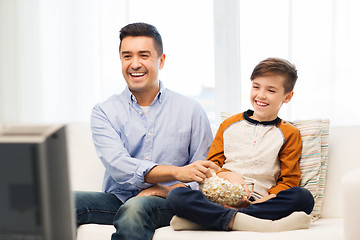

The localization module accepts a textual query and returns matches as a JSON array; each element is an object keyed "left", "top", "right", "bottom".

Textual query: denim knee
[
  {"left": 116, "top": 196, "right": 154, "bottom": 220},
  {"left": 112, "top": 196, "right": 172, "bottom": 240},
  {"left": 74, "top": 191, "right": 121, "bottom": 226},
  {"left": 166, "top": 187, "right": 190, "bottom": 214},
  {"left": 290, "top": 187, "right": 315, "bottom": 214}
]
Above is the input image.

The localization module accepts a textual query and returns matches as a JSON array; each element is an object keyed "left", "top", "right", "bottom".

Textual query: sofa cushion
[
  {"left": 153, "top": 218, "right": 342, "bottom": 240},
  {"left": 294, "top": 119, "right": 329, "bottom": 220}
]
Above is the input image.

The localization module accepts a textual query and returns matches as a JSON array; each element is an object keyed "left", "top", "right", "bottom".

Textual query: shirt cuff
[{"left": 134, "top": 161, "right": 158, "bottom": 190}]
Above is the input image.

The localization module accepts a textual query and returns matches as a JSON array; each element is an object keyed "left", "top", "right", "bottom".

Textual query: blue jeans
[
  {"left": 75, "top": 191, "right": 173, "bottom": 240},
  {"left": 166, "top": 187, "right": 314, "bottom": 230}
]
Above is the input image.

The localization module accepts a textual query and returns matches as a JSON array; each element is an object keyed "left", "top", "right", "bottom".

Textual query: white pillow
[{"left": 294, "top": 119, "right": 330, "bottom": 220}]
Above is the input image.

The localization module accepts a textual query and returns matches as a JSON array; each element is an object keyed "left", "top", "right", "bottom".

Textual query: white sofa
[{"left": 67, "top": 123, "right": 360, "bottom": 240}]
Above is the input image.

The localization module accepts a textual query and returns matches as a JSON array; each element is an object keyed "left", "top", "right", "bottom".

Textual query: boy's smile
[{"left": 250, "top": 75, "right": 293, "bottom": 122}]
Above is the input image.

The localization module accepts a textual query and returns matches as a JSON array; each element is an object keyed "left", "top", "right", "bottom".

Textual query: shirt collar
[
  {"left": 244, "top": 109, "right": 280, "bottom": 126},
  {"left": 125, "top": 80, "right": 167, "bottom": 105}
]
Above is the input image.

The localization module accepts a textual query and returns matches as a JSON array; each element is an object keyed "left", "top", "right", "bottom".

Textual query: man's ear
[
  {"left": 283, "top": 91, "right": 294, "bottom": 103},
  {"left": 159, "top": 54, "right": 166, "bottom": 70}
]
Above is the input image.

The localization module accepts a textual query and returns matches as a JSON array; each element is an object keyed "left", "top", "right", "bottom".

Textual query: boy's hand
[
  {"left": 224, "top": 197, "right": 251, "bottom": 209},
  {"left": 217, "top": 172, "right": 251, "bottom": 198},
  {"left": 251, "top": 194, "right": 276, "bottom": 204}
]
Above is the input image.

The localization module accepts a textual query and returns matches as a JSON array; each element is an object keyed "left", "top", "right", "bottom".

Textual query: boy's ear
[{"left": 283, "top": 91, "right": 294, "bottom": 103}]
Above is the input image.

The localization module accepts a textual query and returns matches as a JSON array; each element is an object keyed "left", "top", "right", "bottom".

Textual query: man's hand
[
  {"left": 137, "top": 184, "right": 170, "bottom": 198},
  {"left": 145, "top": 160, "right": 221, "bottom": 184},
  {"left": 175, "top": 160, "right": 221, "bottom": 183},
  {"left": 137, "top": 183, "right": 188, "bottom": 198}
]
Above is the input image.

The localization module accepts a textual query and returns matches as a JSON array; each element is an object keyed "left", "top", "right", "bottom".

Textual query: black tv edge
[{"left": 0, "top": 124, "right": 76, "bottom": 240}]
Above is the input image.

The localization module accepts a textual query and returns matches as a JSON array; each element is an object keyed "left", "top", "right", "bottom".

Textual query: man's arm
[
  {"left": 144, "top": 160, "right": 221, "bottom": 184},
  {"left": 142, "top": 101, "right": 217, "bottom": 197},
  {"left": 91, "top": 105, "right": 156, "bottom": 190}
]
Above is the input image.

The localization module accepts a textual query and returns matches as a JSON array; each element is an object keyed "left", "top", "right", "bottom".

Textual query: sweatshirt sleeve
[
  {"left": 206, "top": 114, "right": 243, "bottom": 169},
  {"left": 206, "top": 122, "right": 226, "bottom": 167},
  {"left": 268, "top": 122, "right": 302, "bottom": 195}
]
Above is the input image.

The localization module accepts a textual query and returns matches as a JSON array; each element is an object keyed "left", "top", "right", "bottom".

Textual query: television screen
[{"left": 0, "top": 124, "right": 76, "bottom": 240}]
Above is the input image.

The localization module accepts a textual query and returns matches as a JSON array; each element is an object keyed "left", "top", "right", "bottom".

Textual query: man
[{"left": 75, "top": 22, "right": 219, "bottom": 240}]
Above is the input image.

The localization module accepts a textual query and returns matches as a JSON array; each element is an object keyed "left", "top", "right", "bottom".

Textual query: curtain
[{"left": 0, "top": 0, "right": 126, "bottom": 123}]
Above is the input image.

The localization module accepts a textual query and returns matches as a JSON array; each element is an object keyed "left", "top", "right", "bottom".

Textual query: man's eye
[
  {"left": 123, "top": 55, "right": 131, "bottom": 59},
  {"left": 141, "top": 54, "right": 149, "bottom": 58}
]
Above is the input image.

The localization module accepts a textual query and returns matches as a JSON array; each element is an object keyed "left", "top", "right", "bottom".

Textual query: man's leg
[
  {"left": 74, "top": 191, "right": 122, "bottom": 226},
  {"left": 112, "top": 195, "right": 173, "bottom": 240},
  {"left": 239, "top": 187, "right": 314, "bottom": 220}
]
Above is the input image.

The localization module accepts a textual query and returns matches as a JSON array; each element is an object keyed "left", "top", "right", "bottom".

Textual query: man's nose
[{"left": 131, "top": 57, "right": 142, "bottom": 69}]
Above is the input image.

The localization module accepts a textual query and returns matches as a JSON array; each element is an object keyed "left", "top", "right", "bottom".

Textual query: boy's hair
[
  {"left": 119, "top": 22, "right": 163, "bottom": 57},
  {"left": 250, "top": 58, "right": 298, "bottom": 93}
]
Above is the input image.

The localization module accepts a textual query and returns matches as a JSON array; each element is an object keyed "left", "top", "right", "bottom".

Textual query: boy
[{"left": 166, "top": 58, "right": 315, "bottom": 232}]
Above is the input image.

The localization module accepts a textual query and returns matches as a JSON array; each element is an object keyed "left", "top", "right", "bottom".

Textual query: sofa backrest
[
  {"left": 67, "top": 122, "right": 104, "bottom": 192},
  {"left": 321, "top": 125, "right": 360, "bottom": 218},
  {"left": 66, "top": 122, "right": 360, "bottom": 219}
]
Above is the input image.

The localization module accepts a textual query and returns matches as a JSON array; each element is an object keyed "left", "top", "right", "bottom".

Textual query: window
[{"left": 236, "top": 0, "right": 360, "bottom": 125}]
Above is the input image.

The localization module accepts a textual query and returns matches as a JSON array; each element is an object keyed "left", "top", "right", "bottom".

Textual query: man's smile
[{"left": 130, "top": 72, "right": 146, "bottom": 77}]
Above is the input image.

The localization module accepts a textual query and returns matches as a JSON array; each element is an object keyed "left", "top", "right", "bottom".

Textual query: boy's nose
[{"left": 258, "top": 90, "right": 266, "bottom": 99}]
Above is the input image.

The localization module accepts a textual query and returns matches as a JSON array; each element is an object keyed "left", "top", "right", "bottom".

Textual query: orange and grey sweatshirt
[{"left": 207, "top": 110, "right": 302, "bottom": 199}]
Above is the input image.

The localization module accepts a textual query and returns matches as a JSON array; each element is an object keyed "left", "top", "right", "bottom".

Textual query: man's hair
[
  {"left": 250, "top": 58, "right": 298, "bottom": 93},
  {"left": 119, "top": 22, "right": 163, "bottom": 56}
]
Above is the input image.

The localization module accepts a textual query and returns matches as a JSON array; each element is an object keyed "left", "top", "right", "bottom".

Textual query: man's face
[
  {"left": 120, "top": 36, "right": 165, "bottom": 95},
  {"left": 250, "top": 75, "right": 293, "bottom": 122}
]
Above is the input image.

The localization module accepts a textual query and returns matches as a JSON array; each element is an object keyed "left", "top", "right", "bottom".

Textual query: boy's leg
[
  {"left": 239, "top": 187, "right": 314, "bottom": 220},
  {"left": 167, "top": 187, "right": 314, "bottom": 232},
  {"left": 74, "top": 191, "right": 122, "bottom": 226},
  {"left": 166, "top": 187, "right": 237, "bottom": 230},
  {"left": 112, "top": 195, "right": 174, "bottom": 240},
  {"left": 232, "top": 211, "right": 311, "bottom": 232}
]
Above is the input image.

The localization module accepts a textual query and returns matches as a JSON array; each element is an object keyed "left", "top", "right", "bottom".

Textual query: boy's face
[
  {"left": 250, "top": 75, "right": 293, "bottom": 122},
  {"left": 120, "top": 36, "right": 165, "bottom": 95}
]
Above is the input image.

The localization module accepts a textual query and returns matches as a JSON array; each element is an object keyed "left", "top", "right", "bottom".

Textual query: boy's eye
[{"left": 268, "top": 89, "right": 276, "bottom": 93}]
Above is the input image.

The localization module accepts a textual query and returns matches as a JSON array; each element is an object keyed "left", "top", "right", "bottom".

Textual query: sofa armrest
[{"left": 341, "top": 167, "right": 360, "bottom": 240}]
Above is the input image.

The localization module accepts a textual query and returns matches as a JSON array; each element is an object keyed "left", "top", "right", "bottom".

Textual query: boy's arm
[
  {"left": 268, "top": 124, "right": 302, "bottom": 195},
  {"left": 206, "top": 123, "right": 226, "bottom": 167}
]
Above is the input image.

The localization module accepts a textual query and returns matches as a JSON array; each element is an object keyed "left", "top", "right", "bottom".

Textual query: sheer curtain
[
  {"left": 0, "top": 0, "right": 215, "bottom": 124},
  {"left": 1, "top": 0, "right": 359, "bottom": 126},
  {"left": 0, "top": 0, "right": 126, "bottom": 124}
]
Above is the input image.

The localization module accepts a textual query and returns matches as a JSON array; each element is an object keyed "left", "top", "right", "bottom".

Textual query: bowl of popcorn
[{"left": 199, "top": 169, "right": 248, "bottom": 208}]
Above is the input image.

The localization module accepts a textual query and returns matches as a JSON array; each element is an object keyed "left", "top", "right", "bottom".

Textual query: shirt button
[
  {"left": 145, "top": 156, "right": 150, "bottom": 160},
  {"left": 148, "top": 132, "right": 151, "bottom": 136}
]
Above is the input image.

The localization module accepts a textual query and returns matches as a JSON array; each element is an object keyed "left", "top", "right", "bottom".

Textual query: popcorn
[{"left": 199, "top": 169, "right": 246, "bottom": 207}]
